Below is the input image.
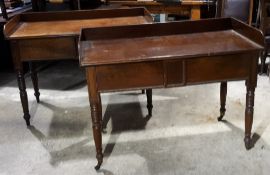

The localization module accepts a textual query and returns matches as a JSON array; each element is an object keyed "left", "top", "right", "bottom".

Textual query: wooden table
[
  {"left": 4, "top": 8, "right": 153, "bottom": 126},
  {"left": 109, "top": 0, "right": 214, "bottom": 20},
  {"left": 79, "top": 18, "right": 264, "bottom": 169}
]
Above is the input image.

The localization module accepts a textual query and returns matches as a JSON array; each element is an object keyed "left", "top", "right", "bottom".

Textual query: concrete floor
[{"left": 0, "top": 61, "right": 270, "bottom": 175}]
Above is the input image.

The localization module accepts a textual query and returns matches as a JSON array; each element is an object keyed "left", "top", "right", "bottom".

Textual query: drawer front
[
  {"left": 19, "top": 37, "right": 77, "bottom": 61},
  {"left": 186, "top": 54, "right": 251, "bottom": 83},
  {"left": 96, "top": 61, "right": 164, "bottom": 91},
  {"left": 165, "top": 60, "right": 184, "bottom": 86}
]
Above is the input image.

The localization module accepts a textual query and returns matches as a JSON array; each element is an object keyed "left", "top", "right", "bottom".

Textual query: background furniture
[
  {"left": 0, "top": 0, "right": 8, "bottom": 19},
  {"left": 79, "top": 18, "right": 264, "bottom": 169},
  {"left": 109, "top": 0, "right": 215, "bottom": 20},
  {"left": 31, "top": 0, "right": 104, "bottom": 11},
  {"left": 0, "top": 1, "right": 31, "bottom": 71},
  {"left": 216, "top": 0, "right": 253, "bottom": 24},
  {"left": 4, "top": 8, "right": 153, "bottom": 126},
  {"left": 258, "top": 0, "right": 270, "bottom": 75}
]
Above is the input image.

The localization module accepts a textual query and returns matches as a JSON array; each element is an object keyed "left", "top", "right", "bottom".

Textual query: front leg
[
  {"left": 244, "top": 56, "right": 258, "bottom": 150},
  {"left": 16, "top": 69, "right": 31, "bottom": 126},
  {"left": 218, "top": 81, "right": 227, "bottom": 121},
  {"left": 90, "top": 94, "right": 103, "bottom": 170},
  {"left": 29, "top": 62, "right": 40, "bottom": 103},
  {"left": 244, "top": 85, "right": 255, "bottom": 150},
  {"left": 86, "top": 68, "right": 103, "bottom": 170}
]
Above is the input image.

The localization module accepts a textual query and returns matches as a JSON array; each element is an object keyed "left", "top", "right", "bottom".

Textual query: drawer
[
  {"left": 186, "top": 54, "right": 251, "bottom": 83},
  {"left": 19, "top": 37, "right": 77, "bottom": 61},
  {"left": 96, "top": 61, "right": 164, "bottom": 91}
]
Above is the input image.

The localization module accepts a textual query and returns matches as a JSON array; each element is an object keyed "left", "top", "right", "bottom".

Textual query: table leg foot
[
  {"left": 244, "top": 136, "right": 253, "bottom": 150},
  {"left": 146, "top": 89, "right": 152, "bottom": 116},
  {"left": 95, "top": 153, "right": 103, "bottom": 170},
  {"left": 217, "top": 111, "right": 225, "bottom": 121},
  {"left": 24, "top": 113, "right": 31, "bottom": 126}
]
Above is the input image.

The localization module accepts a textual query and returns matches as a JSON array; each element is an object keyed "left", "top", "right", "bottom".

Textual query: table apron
[
  {"left": 94, "top": 53, "right": 254, "bottom": 92},
  {"left": 17, "top": 37, "right": 78, "bottom": 61}
]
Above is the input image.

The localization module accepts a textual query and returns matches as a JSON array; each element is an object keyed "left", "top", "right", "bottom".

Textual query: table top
[
  {"left": 79, "top": 18, "right": 264, "bottom": 66},
  {"left": 4, "top": 8, "right": 153, "bottom": 39},
  {"left": 10, "top": 16, "right": 149, "bottom": 38}
]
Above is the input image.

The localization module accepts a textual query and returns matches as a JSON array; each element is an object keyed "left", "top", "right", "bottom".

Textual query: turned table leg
[
  {"left": 146, "top": 89, "right": 153, "bottom": 116},
  {"left": 91, "top": 93, "right": 103, "bottom": 170},
  {"left": 244, "top": 56, "right": 258, "bottom": 150},
  {"left": 29, "top": 62, "right": 40, "bottom": 103},
  {"left": 244, "top": 84, "right": 255, "bottom": 150},
  {"left": 218, "top": 81, "right": 227, "bottom": 121},
  {"left": 16, "top": 68, "right": 31, "bottom": 126},
  {"left": 86, "top": 68, "right": 103, "bottom": 170}
]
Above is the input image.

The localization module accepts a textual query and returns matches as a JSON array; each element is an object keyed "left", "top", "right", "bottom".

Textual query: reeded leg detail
[
  {"left": 90, "top": 94, "right": 103, "bottom": 170},
  {"left": 244, "top": 86, "right": 255, "bottom": 150},
  {"left": 29, "top": 62, "right": 40, "bottom": 103},
  {"left": 218, "top": 81, "right": 227, "bottom": 121},
  {"left": 86, "top": 68, "right": 104, "bottom": 170},
  {"left": 17, "top": 70, "right": 31, "bottom": 126},
  {"left": 146, "top": 89, "right": 153, "bottom": 116}
]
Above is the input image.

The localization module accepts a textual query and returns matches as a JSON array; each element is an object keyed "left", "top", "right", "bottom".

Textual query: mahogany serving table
[
  {"left": 79, "top": 18, "right": 264, "bottom": 169},
  {"left": 4, "top": 8, "right": 153, "bottom": 126}
]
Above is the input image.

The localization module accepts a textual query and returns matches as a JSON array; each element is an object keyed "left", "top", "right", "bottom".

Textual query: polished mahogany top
[{"left": 79, "top": 18, "right": 264, "bottom": 66}]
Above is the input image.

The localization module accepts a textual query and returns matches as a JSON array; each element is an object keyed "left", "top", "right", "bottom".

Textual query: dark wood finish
[
  {"left": 86, "top": 67, "right": 103, "bottom": 170},
  {"left": 17, "top": 68, "right": 31, "bottom": 126},
  {"left": 79, "top": 18, "right": 264, "bottom": 169},
  {"left": 4, "top": 8, "right": 153, "bottom": 125},
  {"left": 109, "top": 0, "right": 214, "bottom": 20},
  {"left": 244, "top": 55, "right": 258, "bottom": 149}
]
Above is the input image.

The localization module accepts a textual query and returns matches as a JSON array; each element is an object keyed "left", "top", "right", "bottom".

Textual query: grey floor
[{"left": 0, "top": 61, "right": 270, "bottom": 175}]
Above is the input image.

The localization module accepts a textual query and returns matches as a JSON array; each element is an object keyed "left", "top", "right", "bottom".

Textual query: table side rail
[
  {"left": 18, "top": 7, "right": 150, "bottom": 22},
  {"left": 231, "top": 18, "right": 265, "bottom": 47},
  {"left": 3, "top": 15, "right": 20, "bottom": 39},
  {"left": 80, "top": 18, "right": 233, "bottom": 41}
]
